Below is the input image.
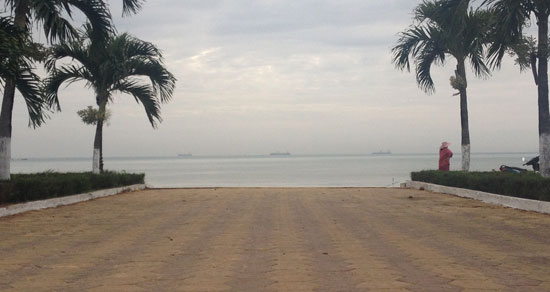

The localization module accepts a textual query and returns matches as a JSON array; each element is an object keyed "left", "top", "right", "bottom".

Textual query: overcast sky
[{"left": 10, "top": 0, "right": 540, "bottom": 158}]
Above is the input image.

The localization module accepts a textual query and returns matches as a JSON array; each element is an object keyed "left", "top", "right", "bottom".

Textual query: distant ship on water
[
  {"left": 270, "top": 151, "right": 291, "bottom": 156},
  {"left": 178, "top": 153, "right": 192, "bottom": 157},
  {"left": 372, "top": 150, "right": 392, "bottom": 155}
]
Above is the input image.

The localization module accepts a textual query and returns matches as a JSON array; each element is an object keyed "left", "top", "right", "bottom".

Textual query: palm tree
[
  {"left": 44, "top": 30, "right": 176, "bottom": 173},
  {"left": 483, "top": 0, "right": 550, "bottom": 177},
  {"left": 0, "top": 16, "right": 48, "bottom": 179},
  {"left": 392, "top": 0, "right": 492, "bottom": 171}
]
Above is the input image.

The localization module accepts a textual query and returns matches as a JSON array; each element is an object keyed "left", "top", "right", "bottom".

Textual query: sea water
[{"left": 11, "top": 153, "right": 537, "bottom": 188}]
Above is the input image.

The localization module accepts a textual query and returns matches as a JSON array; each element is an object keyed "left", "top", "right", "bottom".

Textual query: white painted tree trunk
[
  {"left": 540, "top": 133, "right": 550, "bottom": 177},
  {"left": 0, "top": 137, "right": 10, "bottom": 180},
  {"left": 462, "top": 144, "right": 470, "bottom": 172},
  {"left": 92, "top": 148, "right": 100, "bottom": 174}
]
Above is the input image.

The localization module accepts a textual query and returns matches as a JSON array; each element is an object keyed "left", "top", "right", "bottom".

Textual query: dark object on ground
[
  {"left": 0, "top": 171, "right": 144, "bottom": 204},
  {"left": 411, "top": 170, "right": 550, "bottom": 202},
  {"left": 499, "top": 165, "right": 527, "bottom": 173},
  {"left": 523, "top": 156, "right": 540, "bottom": 171}
]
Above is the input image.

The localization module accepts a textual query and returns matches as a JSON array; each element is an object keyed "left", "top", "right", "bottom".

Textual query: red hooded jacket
[{"left": 439, "top": 147, "right": 453, "bottom": 171}]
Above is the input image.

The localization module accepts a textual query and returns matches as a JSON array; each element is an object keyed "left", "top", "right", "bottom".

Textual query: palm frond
[
  {"left": 0, "top": 17, "right": 28, "bottom": 77},
  {"left": 121, "top": 0, "right": 144, "bottom": 16},
  {"left": 113, "top": 79, "right": 162, "bottom": 127},
  {"left": 392, "top": 25, "right": 431, "bottom": 72},
  {"left": 45, "top": 40, "right": 90, "bottom": 72},
  {"left": 414, "top": 0, "right": 442, "bottom": 22},
  {"left": 439, "top": 0, "right": 470, "bottom": 33},
  {"left": 468, "top": 49, "right": 491, "bottom": 77},
  {"left": 115, "top": 33, "right": 162, "bottom": 59},
  {"left": 125, "top": 59, "right": 176, "bottom": 102},
  {"left": 483, "top": 0, "right": 531, "bottom": 68},
  {"left": 506, "top": 35, "right": 536, "bottom": 71},
  {"left": 43, "top": 64, "right": 94, "bottom": 111},
  {"left": 415, "top": 35, "right": 447, "bottom": 94},
  {"left": 28, "top": 0, "right": 78, "bottom": 43},
  {"left": 0, "top": 17, "right": 36, "bottom": 62},
  {"left": 393, "top": 23, "right": 446, "bottom": 93},
  {"left": 66, "top": 0, "right": 114, "bottom": 44},
  {"left": 106, "top": 33, "right": 176, "bottom": 102},
  {"left": 463, "top": 8, "right": 493, "bottom": 77},
  {"left": 15, "top": 69, "right": 47, "bottom": 128}
]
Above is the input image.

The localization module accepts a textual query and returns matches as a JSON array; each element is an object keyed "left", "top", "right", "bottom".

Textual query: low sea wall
[
  {"left": 0, "top": 184, "right": 146, "bottom": 218},
  {"left": 403, "top": 180, "right": 550, "bottom": 215}
]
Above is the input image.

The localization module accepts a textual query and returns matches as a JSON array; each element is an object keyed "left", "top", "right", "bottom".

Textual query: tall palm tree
[
  {"left": 483, "top": 0, "right": 550, "bottom": 177},
  {"left": 0, "top": 16, "right": 48, "bottom": 179},
  {"left": 44, "top": 30, "right": 176, "bottom": 173},
  {"left": 392, "top": 0, "right": 493, "bottom": 171}
]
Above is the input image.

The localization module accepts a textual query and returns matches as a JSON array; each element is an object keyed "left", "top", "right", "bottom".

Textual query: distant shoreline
[{"left": 12, "top": 151, "right": 539, "bottom": 160}]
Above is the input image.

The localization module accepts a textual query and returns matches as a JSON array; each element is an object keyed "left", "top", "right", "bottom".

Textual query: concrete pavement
[{"left": 1, "top": 188, "right": 549, "bottom": 291}]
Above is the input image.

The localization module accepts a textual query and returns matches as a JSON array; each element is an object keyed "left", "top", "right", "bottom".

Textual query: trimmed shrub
[
  {"left": 411, "top": 170, "right": 550, "bottom": 202},
  {"left": 0, "top": 171, "right": 144, "bottom": 205}
]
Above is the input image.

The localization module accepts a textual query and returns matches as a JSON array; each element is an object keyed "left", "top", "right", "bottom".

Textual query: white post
[
  {"left": 540, "top": 133, "right": 550, "bottom": 177},
  {"left": 0, "top": 137, "right": 10, "bottom": 180},
  {"left": 92, "top": 148, "right": 100, "bottom": 174},
  {"left": 462, "top": 144, "right": 470, "bottom": 171}
]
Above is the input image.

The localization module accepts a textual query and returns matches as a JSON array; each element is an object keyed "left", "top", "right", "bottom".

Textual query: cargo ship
[{"left": 270, "top": 152, "right": 291, "bottom": 156}]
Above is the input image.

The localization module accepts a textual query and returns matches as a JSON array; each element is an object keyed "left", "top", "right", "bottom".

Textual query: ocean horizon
[
  {"left": 11, "top": 152, "right": 538, "bottom": 188},
  {"left": 12, "top": 151, "right": 539, "bottom": 160}
]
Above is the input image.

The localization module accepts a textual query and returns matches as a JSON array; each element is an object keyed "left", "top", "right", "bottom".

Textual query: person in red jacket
[{"left": 439, "top": 141, "right": 453, "bottom": 171}]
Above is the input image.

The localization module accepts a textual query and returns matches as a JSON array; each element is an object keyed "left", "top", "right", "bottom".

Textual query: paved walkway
[{"left": 1, "top": 188, "right": 550, "bottom": 291}]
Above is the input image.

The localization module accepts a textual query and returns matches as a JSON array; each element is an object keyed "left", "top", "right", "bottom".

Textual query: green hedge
[
  {"left": 0, "top": 171, "right": 144, "bottom": 204},
  {"left": 411, "top": 170, "right": 550, "bottom": 202}
]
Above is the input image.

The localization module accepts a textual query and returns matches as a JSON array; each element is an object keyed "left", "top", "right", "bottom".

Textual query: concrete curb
[
  {"left": 0, "top": 184, "right": 146, "bottom": 218},
  {"left": 402, "top": 181, "right": 550, "bottom": 215}
]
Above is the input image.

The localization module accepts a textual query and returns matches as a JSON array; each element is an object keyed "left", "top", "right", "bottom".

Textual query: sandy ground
[{"left": 1, "top": 188, "right": 550, "bottom": 291}]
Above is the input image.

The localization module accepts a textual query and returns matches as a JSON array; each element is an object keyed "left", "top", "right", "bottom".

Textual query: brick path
[{"left": 1, "top": 188, "right": 550, "bottom": 291}]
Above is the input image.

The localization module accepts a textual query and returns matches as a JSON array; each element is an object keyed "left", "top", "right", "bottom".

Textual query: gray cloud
[{"left": 8, "top": 0, "right": 541, "bottom": 158}]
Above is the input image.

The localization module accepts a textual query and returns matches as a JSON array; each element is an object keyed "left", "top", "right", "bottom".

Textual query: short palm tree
[
  {"left": 44, "top": 30, "right": 176, "bottom": 173},
  {"left": 392, "top": 0, "right": 493, "bottom": 171},
  {"left": 483, "top": 0, "right": 550, "bottom": 177}
]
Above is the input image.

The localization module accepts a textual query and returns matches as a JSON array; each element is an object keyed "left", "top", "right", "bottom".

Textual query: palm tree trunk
[
  {"left": 92, "top": 100, "right": 107, "bottom": 174},
  {"left": 92, "top": 119, "right": 104, "bottom": 174},
  {"left": 456, "top": 58, "right": 471, "bottom": 171},
  {"left": 0, "top": 0, "right": 29, "bottom": 180},
  {"left": 537, "top": 13, "right": 550, "bottom": 177},
  {"left": 0, "top": 80, "right": 16, "bottom": 180}
]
